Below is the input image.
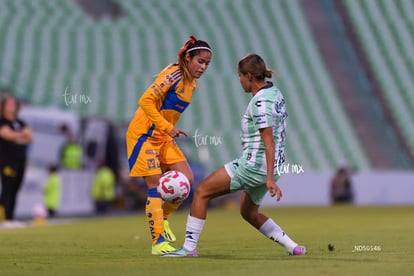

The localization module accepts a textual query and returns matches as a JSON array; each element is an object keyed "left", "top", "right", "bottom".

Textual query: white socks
[
  {"left": 183, "top": 215, "right": 206, "bottom": 251},
  {"left": 183, "top": 216, "right": 297, "bottom": 253},
  {"left": 259, "top": 218, "right": 298, "bottom": 254}
]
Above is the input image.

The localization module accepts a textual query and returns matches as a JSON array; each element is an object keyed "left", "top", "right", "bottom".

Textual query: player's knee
[
  {"left": 193, "top": 185, "right": 204, "bottom": 199},
  {"left": 193, "top": 184, "right": 211, "bottom": 201}
]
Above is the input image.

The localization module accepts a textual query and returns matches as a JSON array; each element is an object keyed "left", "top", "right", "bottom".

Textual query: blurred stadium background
[{"left": 0, "top": 0, "right": 413, "bottom": 218}]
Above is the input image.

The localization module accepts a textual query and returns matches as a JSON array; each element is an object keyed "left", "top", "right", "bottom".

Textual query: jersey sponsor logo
[
  {"left": 164, "top": 70, "right": 182, "bottom": 85},
  {"left": 147, "top": 158, "right": 160, "bottom": 169},
  {"left": 165, "top": 74, "right": 175, "bottom": 84},
  {"left": 253, "top": 113, "right": 267, "bottom": 125},
  {"left": 255, "top": 113, "right": 267, "bottom": 125},
  {"left": 175, "top": 103, "right": 186, "bottom": 110},
  {"left": 253, "top": 113, "right": 266, "bottom": 118},
  {"left": 145, "top": 149, "right": 156, "bottom": 155}
]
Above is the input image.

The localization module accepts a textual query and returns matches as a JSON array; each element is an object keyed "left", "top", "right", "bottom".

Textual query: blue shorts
[{"left": 224, "top": 158, "right": 281, "bottom": 205}]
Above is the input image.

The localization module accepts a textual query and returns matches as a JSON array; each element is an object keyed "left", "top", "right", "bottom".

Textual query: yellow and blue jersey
[
  {"left": 126, "top": 64, "right": 196, "bottom": 175},
  {"left": 127, "top": 64, "right": 196, "bottom": 141}
]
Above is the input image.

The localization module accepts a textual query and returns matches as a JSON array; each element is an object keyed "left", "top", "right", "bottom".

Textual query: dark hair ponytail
[{"left": 238, "top": 54, "right": 275, "bottom": 81}]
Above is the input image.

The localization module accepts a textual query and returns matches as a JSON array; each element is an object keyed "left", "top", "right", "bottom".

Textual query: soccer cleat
[
  {"left": 1, "top": 220, "right": 26, "bottom": 229},
  {"left": 161, "top": 246, "right": 198, "bottom": 257},
  {"left": 151, "top": 241, "right": 176, "bottom": 255},
  {"left": 163, "top": 219, "right": 176, "bottom": 242},
  {"left": 291, "top": 245, "right": 307, "bottom": 255}
]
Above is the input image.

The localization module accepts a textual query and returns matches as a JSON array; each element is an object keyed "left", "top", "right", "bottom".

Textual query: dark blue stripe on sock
[
  {"left": 148, "top": 187, "right": 160, "bottom": 198},
  {"left": 156, "top": 235, "right": 165, "bottom": 244}
]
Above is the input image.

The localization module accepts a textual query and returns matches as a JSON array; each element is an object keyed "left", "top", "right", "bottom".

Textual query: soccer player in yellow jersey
[{"left": 126, "top": 36, "right": 212, "bottom": 255}]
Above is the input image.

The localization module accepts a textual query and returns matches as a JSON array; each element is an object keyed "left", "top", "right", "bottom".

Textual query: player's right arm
[
  {"left": 139, "top": 84, "right": 187, "bottom": 138},
  {"left": 138, "top": 72, "right": 174, "bottom": 134}
]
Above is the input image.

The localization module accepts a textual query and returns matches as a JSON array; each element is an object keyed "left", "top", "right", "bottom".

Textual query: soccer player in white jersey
[{"left": 162, "top": 54, "right": 306, "bottom": 257}]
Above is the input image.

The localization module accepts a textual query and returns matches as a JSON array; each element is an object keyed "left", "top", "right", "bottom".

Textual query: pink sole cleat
[{"left": 292, "top": 245, "right": 307, "bottom": 255}]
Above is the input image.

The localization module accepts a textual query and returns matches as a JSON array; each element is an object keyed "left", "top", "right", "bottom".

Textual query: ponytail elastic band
[{"left": 177, "top": 35, "right": 198, "bottom": 57}]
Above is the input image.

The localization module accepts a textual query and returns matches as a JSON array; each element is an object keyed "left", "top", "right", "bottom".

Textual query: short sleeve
[{"left": 251, "top": 97, "right": 273, "bottom": 130}]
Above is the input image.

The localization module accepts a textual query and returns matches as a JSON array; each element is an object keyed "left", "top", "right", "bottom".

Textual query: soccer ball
[{"left": 157, "top": 170, "right": 191, "bottom": 203}]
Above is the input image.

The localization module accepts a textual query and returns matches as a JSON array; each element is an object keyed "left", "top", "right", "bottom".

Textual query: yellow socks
[
  {"left": 162, "top": 201, "right": 182, "bottom": 220},
  {"left": 146, "top": 188, "right": 183, "bottom": 245},
  {"left": 146, "top": 188, "right": 165, "bottom": 245}
]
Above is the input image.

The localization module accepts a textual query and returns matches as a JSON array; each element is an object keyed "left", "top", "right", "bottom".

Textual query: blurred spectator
[
  {"left": 91, "top": 161, "right": 116, "bottom": 214},
  {"left": 330, "top": 166, "right": 354, "bottom": 204},
  {"left": 123, "top": 177, "right": 147, "bottom": 211},
  {"left": 0, "top": 94, "right": 33, "bottom": 227},
  {"left": 43, "top": 165, "right": 62, "bottom": 217},
  {"left": 60, "top": 124, "right": 83, "bottom": 169}
]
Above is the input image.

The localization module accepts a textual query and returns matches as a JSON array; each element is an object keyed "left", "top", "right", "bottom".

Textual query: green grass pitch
[{"left": 0, "top": 205, "right": 413, "bottom": 275}]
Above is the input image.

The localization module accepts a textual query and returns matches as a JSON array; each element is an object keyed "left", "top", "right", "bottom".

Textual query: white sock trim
[
  {"left": 259, "top": 218, "right": 282, "bottom": 237},
  {"left": 183, "top": 215, "right": 206, "bottom": 251},
  {"left": 259, "top": 218, "right": 298, "bottom": 254},
  {"left": 187, "top": 214, "right": 206, "bottom": 226}
]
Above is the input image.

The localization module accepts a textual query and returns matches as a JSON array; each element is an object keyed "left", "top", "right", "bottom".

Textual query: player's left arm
[
  {"left": 260, "top": 127, "right": 282, "bottom": 201},
  {"left": 253, "top": 96, "right": 282, "bottom": 201}
]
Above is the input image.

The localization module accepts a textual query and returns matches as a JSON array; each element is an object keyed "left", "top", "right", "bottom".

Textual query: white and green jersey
[{"left": 240, "top": 82, "right": 287, "bottom": 175}]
